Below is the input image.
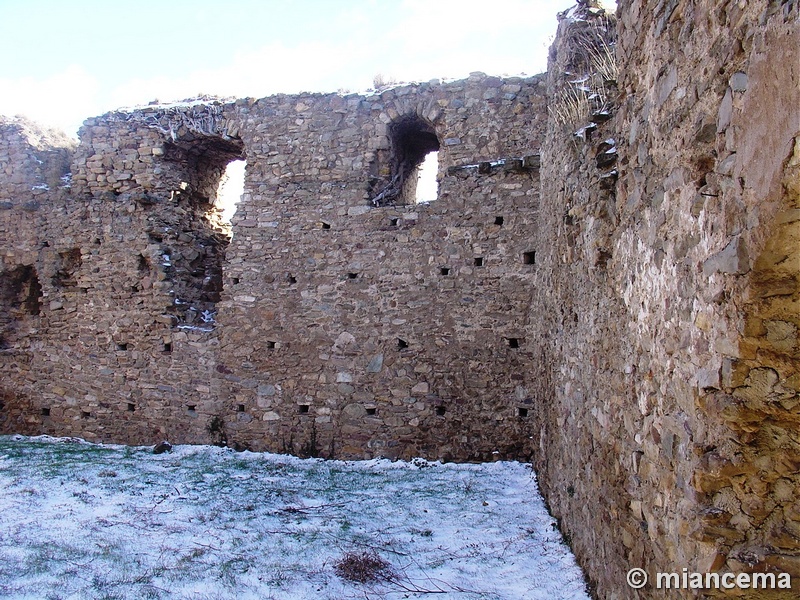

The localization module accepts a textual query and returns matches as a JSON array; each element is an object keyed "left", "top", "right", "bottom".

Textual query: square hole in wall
[
  {"left": 237, "top": 404, "right": 246, "bottom": 412},
  {"left": 494, "top": 216, "right": 504, "bottom": 226},
  {"left": 117, "top": 342, "right": 128, "bottom": 351},
  {"left": 518, "top": 407, "right": 529, "bottom": 417},
  {"left": 347, "top": 272, "right": 358, "bottom": 279},
  {"left": 163, "top": 342, "right": 172, "bottom": 353},
  {"left": 435, "top": 406, "right": 446, "bottom": 416},
  {"left": 506, "top": 337, "right": 520, "bottom": 348},
  {"left": 81, "top": 411, "right": 91, "bottom": 419},
  {"left": 523, "top": 251, "right": 536, "bottom": 265},
  {"left": 440, "top": 267, "right": 450, "bottom": 276},
  {"left": 266, "top": 341, "right": 277, "bottom": 349},
  {"left": 299, "top": 405, "right": 310, "bottom": 414},
  {"left": 287, "top": 274, "right": 297, "bottom": 285},
  {"left": 474, "top": 257, "right": 484, "bottom": 267},
  {"left": 137, "top": 254, "right": 149, "bottom": 275},
  {"left": 389, "top": 218, "right": 399, "bottom": 227},
  {"left": 187, "top": 405, "right": 196, "bottom": 413},
  {"left": 366, "top": 407, "right": 376, "bottom": 416},
  {"left": 41, "top": 407, "right": 50, "bottom": 416},
  {"left": 321, "top": 221, "right": 331, "bottom": 230},
  {"left": 397, "top": 338, "right": 409, "bottom": 350},
  {"left": 127, "top": 403, "right": 135, "bottom": 412},
  {"left": 232, "top": 277, "right": 240, "bottom": 285}
]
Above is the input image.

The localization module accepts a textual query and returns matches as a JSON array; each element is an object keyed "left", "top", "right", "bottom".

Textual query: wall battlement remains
[{"left": 1, "top": 1, "right": 798, "bottom": 598}]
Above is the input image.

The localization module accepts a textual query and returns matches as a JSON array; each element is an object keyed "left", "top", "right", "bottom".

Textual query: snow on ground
[{"left": 0, "top": 435, "right": 590, "bottom": 600}]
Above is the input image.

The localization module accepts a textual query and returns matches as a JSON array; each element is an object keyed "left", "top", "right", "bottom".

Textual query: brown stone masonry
[{"left": 0, "top": 1, "right": 798, "bottom": 599}]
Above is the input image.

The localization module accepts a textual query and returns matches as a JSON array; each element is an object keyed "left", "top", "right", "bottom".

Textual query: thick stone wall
[
  {"left": 217, "top": 78, "right": 547, "bottom": 459},
  {"left": 0, "top": 2, "right": 797, "bottom": 599},
  {"left": 0, "top": 74, "right": 548, "bottom": 458},
  {"left": 529, "top": 1, "right": 799, "bottom": 598}
]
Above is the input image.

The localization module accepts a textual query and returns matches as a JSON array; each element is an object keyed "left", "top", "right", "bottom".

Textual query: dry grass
[
  {"left": 550, "top": 86, "right": 591, "bottom": 131},
  {"left": 550, "top": 15, "right": 617, "bottom": 132},
  {"left": 333, "top": 551, "right": 394, "bottom": 584}
]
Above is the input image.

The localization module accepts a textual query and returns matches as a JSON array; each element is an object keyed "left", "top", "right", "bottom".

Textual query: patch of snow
[
  {"left": 176, "top": 324, "right": 214, "bottom": 332},
  {"left": 0, "top": 436, "right": 591, "bottom": 600},
  {"left": 30, "top": 183, "right": 49, "bottom": 191},
  {"left": 118, "top": 97, "right": 234, "bottom": 114}
]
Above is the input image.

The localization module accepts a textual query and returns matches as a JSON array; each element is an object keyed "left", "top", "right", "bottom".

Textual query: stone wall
[
  {"left": 0, "top": 2, "right": 798, "bottom": 599},
  {"left": 529, "top": 1, "right": 799, "bottom": 598},
  {"left": 0, "top": 74, "right": 548, "bottom": 459},
  {"left": 217, "top": 78, "right": 547, "bottom": 459}
]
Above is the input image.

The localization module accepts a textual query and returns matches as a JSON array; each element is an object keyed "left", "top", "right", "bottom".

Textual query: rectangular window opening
[
  {"left": 474, "top": 257, "right": 484, "bottom": 267},
  {"left": 187, "top": 405, "right": 196, "bottom": 412},
  {"left": 415, "top": 151, "right": 439, "bottom": 203},
  {"left": 237, "top": 404, "right": 246, "bottom": 412},
  {"left": 506, "top": 337, "right": 520, "bottom": 349},
  {"left": 41, "top": 407, "right": 50, "bottom": 416},
  {"left": 163, "top": 342, "right": 172, "bottom": 353},
  {"left": 347, "top": 272, "right": 358, "bottom": 279},
  {"left": 523, "top": 251, "right": 536, "bottom": 265},
  {"left": 127, "top": 403, "right": 136, "bottom": 412},
  {"left": 366, "top": 407, "right": 376, "bottom": 416},
  {"left": 440, "top": 267, "right": 450, "bottom": 276},
  {"left": 81, "top": 411, "right": 91, "bottom": 419},
  {"left": 267, "top": 340, "right": 277, "bottom": 349},
  {"left": 321, "top": 221, "right": 331, "bottom": 230},
  {"left": 494, "top": 216, "right": 504, "bottom": 226},
  {"left": 435, "top": 406, "right": 446, "bottom": 416},
  {"left": 518, "top": 407, "right": 529, "bottom": 417},
  {"left": 117, "top": 342, "right": 128, "bottom": 351},
  {"left": 231, "top": 277, "right": 240, "bottom": 285},
  {"left": 287, "top": 274, "right": 297, "bottom": 285},
  {"left": 389, "top": 218, "right": 399, "bottom": 227},
  {"left": 299, "top": 405, "right": 310, "bottom": 414},
  {"left": 397, "top": 338, "right": 409, "bottom": 350}
]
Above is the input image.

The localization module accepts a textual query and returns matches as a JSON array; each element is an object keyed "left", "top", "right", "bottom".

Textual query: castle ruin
[{"left": 1, "top": 1, "right": 798, "bottom": 598}]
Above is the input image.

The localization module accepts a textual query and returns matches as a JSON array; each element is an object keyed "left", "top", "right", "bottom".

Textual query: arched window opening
[{"left": 370, "top": 114, "right": 440, "bottom": 206}]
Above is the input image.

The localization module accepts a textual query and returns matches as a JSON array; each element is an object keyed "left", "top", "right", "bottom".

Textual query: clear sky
[{"left": 0, "top": 0, "right": 589, "bottom": 138}]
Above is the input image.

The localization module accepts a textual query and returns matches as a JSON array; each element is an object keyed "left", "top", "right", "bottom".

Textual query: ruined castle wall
[
  {"left": 0, "top": 118, "right": 74, "bottom": 274},
  {"left": 0, "top": 118, "right": 75, "bottom": 420},
  {"left": 1, "top": 109, "right": 242, "bottom": 443},
  {"left": 217, "top": 77, "right": 547, "bottom": 458},
  {"left": 1, "top": 3, "right": 797, "bottom": 599},
  {"left": 530, "top": 1, "right": 799, "bottom": 598},
  {"left": 0, "top": 74, "right": 549, "bottom": 458}
]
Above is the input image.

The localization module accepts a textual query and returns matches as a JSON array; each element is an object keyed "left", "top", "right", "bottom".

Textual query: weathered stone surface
[
  {"left": 532, "top": 0, "right": 798, "bottom": 597},
  {"left": 1, "top": 1, "right": 798, "bottom": 599},
  {"left": 703, "top": 237, "right": 750, "bottom": 276}
]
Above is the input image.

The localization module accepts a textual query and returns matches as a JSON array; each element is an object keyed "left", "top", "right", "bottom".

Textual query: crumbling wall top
[{"left": 0, "top": 116, "right": 75, "bottom": 204}]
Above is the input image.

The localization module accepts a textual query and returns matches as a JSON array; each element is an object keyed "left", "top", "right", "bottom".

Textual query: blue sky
[{"left": 0, "top": 0, "right": 585, "bottom": 137}]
